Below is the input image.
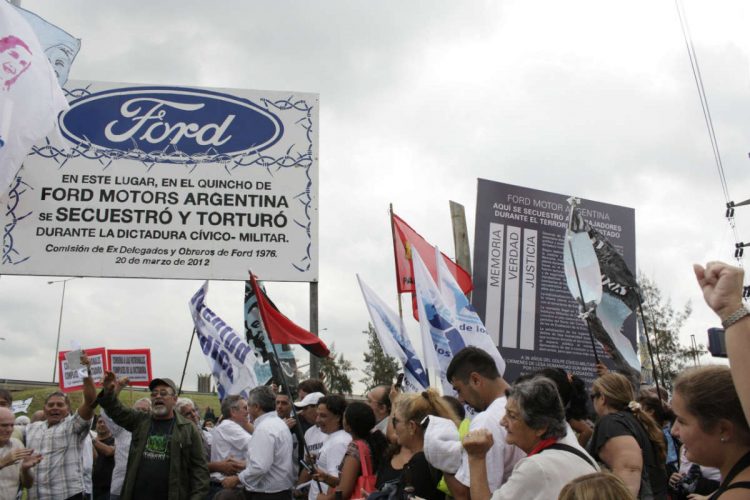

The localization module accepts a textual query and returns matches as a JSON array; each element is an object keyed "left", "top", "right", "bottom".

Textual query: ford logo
[{"left": 60, "top": 86, "right": 284, "bottom": 160}]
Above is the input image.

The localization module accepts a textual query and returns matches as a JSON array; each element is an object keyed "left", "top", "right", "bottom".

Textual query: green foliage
[
  {"left": 360, "top": 323, "right": 400, "bottom": 391},
  {"left": 637, "top": 273, "right": 701, "bottom": 391},
  {"left": 319, "top": 343, "right": 354, "bottom": 395}
]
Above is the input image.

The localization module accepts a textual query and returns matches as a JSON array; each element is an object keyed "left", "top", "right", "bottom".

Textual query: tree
[
  {"left": 637, "top": 273, "right": 700, "bottom": 391},
  {"left": 360, "top": 323, "right": 400, "bottom": 391},
  {"left": 319, "top": 343, "right": 354, "bottom": 394}
]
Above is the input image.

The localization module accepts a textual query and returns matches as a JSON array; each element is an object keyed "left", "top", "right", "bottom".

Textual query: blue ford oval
[{"left": 60, "top": 86, "right": 284, "bottom": 159}]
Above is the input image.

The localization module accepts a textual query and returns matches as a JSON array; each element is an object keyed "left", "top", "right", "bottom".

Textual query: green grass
[{"left": 11, "top": 385, "right": 221, "bottom": 418}]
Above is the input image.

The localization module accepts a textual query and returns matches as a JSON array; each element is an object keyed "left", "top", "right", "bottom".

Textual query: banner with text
[
  {"left": 472, "top": 179, "right": 636, "bottom": 385},
  {"left": 58, "top": 347, "right": 106, "bottom": 393},
  {"left": 0, "top": 81, "right": 319, "bottom": 282},
  {"left": 107, "top": 349, "right": 152, "bottom": 386}
]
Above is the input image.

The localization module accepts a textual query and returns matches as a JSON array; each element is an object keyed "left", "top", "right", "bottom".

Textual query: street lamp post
[{"left": 48, "top": 278, "right": 78, "bottom": 383}]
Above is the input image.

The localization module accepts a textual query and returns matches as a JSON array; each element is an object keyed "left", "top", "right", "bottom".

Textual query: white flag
[
  {"left": 357, "top": 275, "right": 429, "bottom": 392},
  {"left": 189, "top": 282, "right": 259, "bottom": 400},
  {"left": 435, "top": 246, "right": 506, "bottom": 376},
  {"left": 0, "top": 2, "right": 69, "bottom": 193},
  {"left": 413, "top": 248, "right": 466, "bottom": 395}
]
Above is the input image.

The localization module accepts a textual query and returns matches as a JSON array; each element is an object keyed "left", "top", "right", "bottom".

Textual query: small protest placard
[
  {"left": 58, "top": 347, "right": 106, "bottom": 393},
  {"left": 11, "top": 397, "right": 33, "bottom": 414},
  {"left": 106, "top": 349, "right": 152, "bottom": 386}
]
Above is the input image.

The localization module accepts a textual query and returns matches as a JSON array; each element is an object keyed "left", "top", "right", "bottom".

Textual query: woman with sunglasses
[{"left": 587, "top": 373, "right": 668, "bottom": 499}]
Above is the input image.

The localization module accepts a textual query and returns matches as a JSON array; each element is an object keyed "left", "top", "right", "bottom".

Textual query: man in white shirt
[
  {"left": 209, "top": 395, "right": 252, "bottom": 497},
  {"left": 26, "top": 356, "right": 97, "bottom": 500},
  {"left": 219, "top": 386, "right": 294, "bottom": 500},
  {"left": 308, "top": 395, "right": 351, "bottom": 500},
  {"left": 445, "top": 347, "right": 525, "bottom": 500},
  {"left": 0, "top": 407, "right": 40, "bottom": 500},
  {"left": 295, "top": 392, "right": 327, "bottom": 463}
]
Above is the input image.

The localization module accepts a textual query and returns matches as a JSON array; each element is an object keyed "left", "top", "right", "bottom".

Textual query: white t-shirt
[
  {"left": 303, "top": 425, "right": 328, "bottom": 462},
  {"left": 308, "top": 429, "right": 351, "bottom": 500},
  {"left": 455, "top": 396, "right": 525, "bottom": 491}
]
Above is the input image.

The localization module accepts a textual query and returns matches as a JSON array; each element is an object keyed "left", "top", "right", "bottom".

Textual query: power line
[{"left": 674, "top": 0, "right": 742, "bottom": 263}]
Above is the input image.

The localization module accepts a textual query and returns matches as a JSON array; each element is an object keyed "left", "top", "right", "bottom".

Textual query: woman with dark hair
[
  {"left": 671, "top": 365, "right": 750, "bottom": 499},
  {"left": 464, "top": 376, "right": 598, "bottom": 499},
  {"left": 638, "top": 395, "right": 679, "bottom": 476},
  {"left": 535, "top": 368, "right": 594, "bottom": 446},
  {"left": 317, "top": 402, "right": 387, "bottom": 499},
  {"left": 588, "top": 372, "right": 668, "bottom": 499},
  {"left": 308, "top": 395, "right": 351, "bottom": 500}
]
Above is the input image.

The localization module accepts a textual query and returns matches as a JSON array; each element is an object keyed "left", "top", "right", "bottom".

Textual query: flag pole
[
  {"left": 389, "top": 204, "right": 404, "bottom": 319},
  {"left": 177, "top": 328, "right": 196, "bottom": 396},
  {"left": 565, "top": 200, "right": 600, "bottom": 365},
  {"left": 636, "top": 294, "right": 667, "bottom": 401},
  {"left": 249, "top": 273, "right": 323, "bottom": 492}
]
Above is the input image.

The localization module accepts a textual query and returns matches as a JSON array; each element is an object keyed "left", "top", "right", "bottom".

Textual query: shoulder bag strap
[
  {"left": 354, "top": 439, "right": 373, "bottom": 476},
  {"left": 546, "top": 443, "right": 597, "bottom": 470}
]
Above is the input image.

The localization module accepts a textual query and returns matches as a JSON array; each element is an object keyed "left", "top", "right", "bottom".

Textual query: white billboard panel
[{"left": 0, "top": 81, "right": 318, "bottom": 281}]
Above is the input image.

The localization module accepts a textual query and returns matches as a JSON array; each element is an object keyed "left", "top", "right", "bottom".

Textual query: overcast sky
[{"left": 2, "top": 0, "right": 749, "bottom": 392}]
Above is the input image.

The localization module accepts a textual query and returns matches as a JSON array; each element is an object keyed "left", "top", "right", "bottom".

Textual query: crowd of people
[{"left": 0, "top": 260, "right": 749, "bottom": 499}]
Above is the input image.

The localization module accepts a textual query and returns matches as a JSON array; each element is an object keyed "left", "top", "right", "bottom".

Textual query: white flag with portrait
[{"left": 0, "top": 2, "right": 69, "bottom": 193}]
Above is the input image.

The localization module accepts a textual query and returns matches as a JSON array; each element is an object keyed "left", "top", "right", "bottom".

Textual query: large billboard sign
[
  {"left": 0, "top": 81, "right": 318, "bottom": 282},
  {"left": 472, "top": 179, "right": 636, "bottom": 384}
]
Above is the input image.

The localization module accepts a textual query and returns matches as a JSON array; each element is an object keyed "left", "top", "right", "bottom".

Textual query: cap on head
[
  {"left": 149, "top": 377, "right": 177, "bottom": 394},
  {"left": 294, "top": 391, "right": 324, "bottom": 409}
]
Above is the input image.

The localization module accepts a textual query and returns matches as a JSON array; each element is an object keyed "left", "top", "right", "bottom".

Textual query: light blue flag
[
  {"left": 435, "top": 246, "right": 506, "bottom": 376},
  {"left": 413, "top": 248, "right": 468, "bottom": 395},
  {"left": 13, "top": 4, "right": 80, "bottom": 86},
  {"left": 357, "top": 275, "right": 429, "bottom": 392}
]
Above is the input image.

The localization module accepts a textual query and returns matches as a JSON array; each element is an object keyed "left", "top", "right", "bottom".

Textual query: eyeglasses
[
  {"left": 151, "top": 390, "right": 174, "bottom": 398},
  {"left": 590, "top": 392, "right": 601, "bottom": 402}
]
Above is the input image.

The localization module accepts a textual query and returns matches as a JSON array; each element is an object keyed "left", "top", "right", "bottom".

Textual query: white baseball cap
[{"left": 293, "top": 392, "right": 325, "bottom": 409}]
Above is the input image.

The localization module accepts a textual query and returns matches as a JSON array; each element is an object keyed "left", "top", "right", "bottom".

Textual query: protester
[
  {"left": 177, "top": 397, "right": 212, "bottom": 458},
  {"left": 298, "top": 379, "right": 327, "bottom": 401},
  {"left": 92, "top": 416, "right": 115, "bottom": 500},
  {"left": 638, "top": 395, "right": 679, "bottom": 476},
  {"left": 296, "top": 392, "right": 327, "bottom": 461},
  {"left": 366, "top": 386, "right": 391, "bottom": 435},
  {"left": 25, "top": 357, "right": 96, "bottom": 500},
  {"left": 463, "top": 376, "right": 598, "bottom": 499},
  {"left": 97, "top": 373, "right": 209, "bottom": 499},
  {"left": 533, "top": 368, "right": 594, "bottom": 447},
  {"left": 0, "top": 389, "right": 10, "bottom": 409},
  {"left": 306, "top": 395, "right": 350, "bottom": 500},
  {"left": 13, "top": 415, "right": 29, "bottom": 442},
  {"left": 694, "top": 262, "right": 750, "bottom": 426},
  {"left": 208, "top": 395, "right": 252, "bottom": 498},
  {"left": 587, "top": 372, "right": 668, "bottom": 499},
  {"left": 445, "top": 346, "right": 525, "bottom": 499},
  {"left": 671, "top": 365, "right": 750, "bottom": 498},
  {"left": 217, "top": 386, "right": 294, "bottom": 500},
  {"left": 380, "top": 389, "right": 460, "bottom": 499},
  {"left": 0, "top": 406, "right": 41, "bottom": 500},
  {"left": 558, "top": 472, "right": 635, "bottom": 500},
  {"left": 317, "top": 402, "right": 386, "bottom": 499}
]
